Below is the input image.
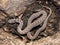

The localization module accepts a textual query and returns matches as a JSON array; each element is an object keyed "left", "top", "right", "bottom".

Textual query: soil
[{"left": 0, "top": 0, "right": 60, "bottom": 45}]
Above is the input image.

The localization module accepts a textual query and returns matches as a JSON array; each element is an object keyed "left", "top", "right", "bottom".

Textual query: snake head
[
  {"left": 8, "top": 14, "right": 23, "bottom": 23},
  {"left": 8, "top": 19, "right": 16, "bottom": 23}
]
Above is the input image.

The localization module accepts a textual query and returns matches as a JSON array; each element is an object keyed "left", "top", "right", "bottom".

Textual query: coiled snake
[{"left": 8, "top": 6, "right": 52, "bottom": 40}]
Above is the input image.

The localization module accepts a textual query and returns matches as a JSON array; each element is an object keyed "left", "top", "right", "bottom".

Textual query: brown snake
[
  {"left": 27, "top": 6, "right": 52, "bottom": 40},
  {"left": 8, "top": 6, "right": 52, "bottom": 40}
]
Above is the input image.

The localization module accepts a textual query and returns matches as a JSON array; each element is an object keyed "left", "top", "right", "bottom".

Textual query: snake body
[
  {"left": 8, "top": 10, "right": 47, "bottom": 34},
  {"left": 17, "top": 10, "right": 47, "bottom": 34},
  {"left": 8, "top": 6, "right": 52, "bottom": 40},
  {"left": 27, "top": 6, "right": 52, "bottom": 40}
]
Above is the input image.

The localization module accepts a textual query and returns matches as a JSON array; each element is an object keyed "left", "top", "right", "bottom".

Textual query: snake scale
[{"left": 8, "top": 6, "right": 52, "bottom": 40}]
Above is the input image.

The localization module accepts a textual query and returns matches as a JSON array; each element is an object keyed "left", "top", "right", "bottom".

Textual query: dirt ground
[{"left": 0, "top": 0, "right": 60, "bottom": 45}]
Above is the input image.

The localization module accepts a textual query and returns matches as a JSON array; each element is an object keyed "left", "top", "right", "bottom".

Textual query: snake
[
  {"left": 8, "top": 6, "right": 52, "bottom": 40},
  {"left": 27, "top": 6, "right": 52, "bottom": 40},
  {"left": 8, "top": 10, "right": 47, "bottom": 34}
]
